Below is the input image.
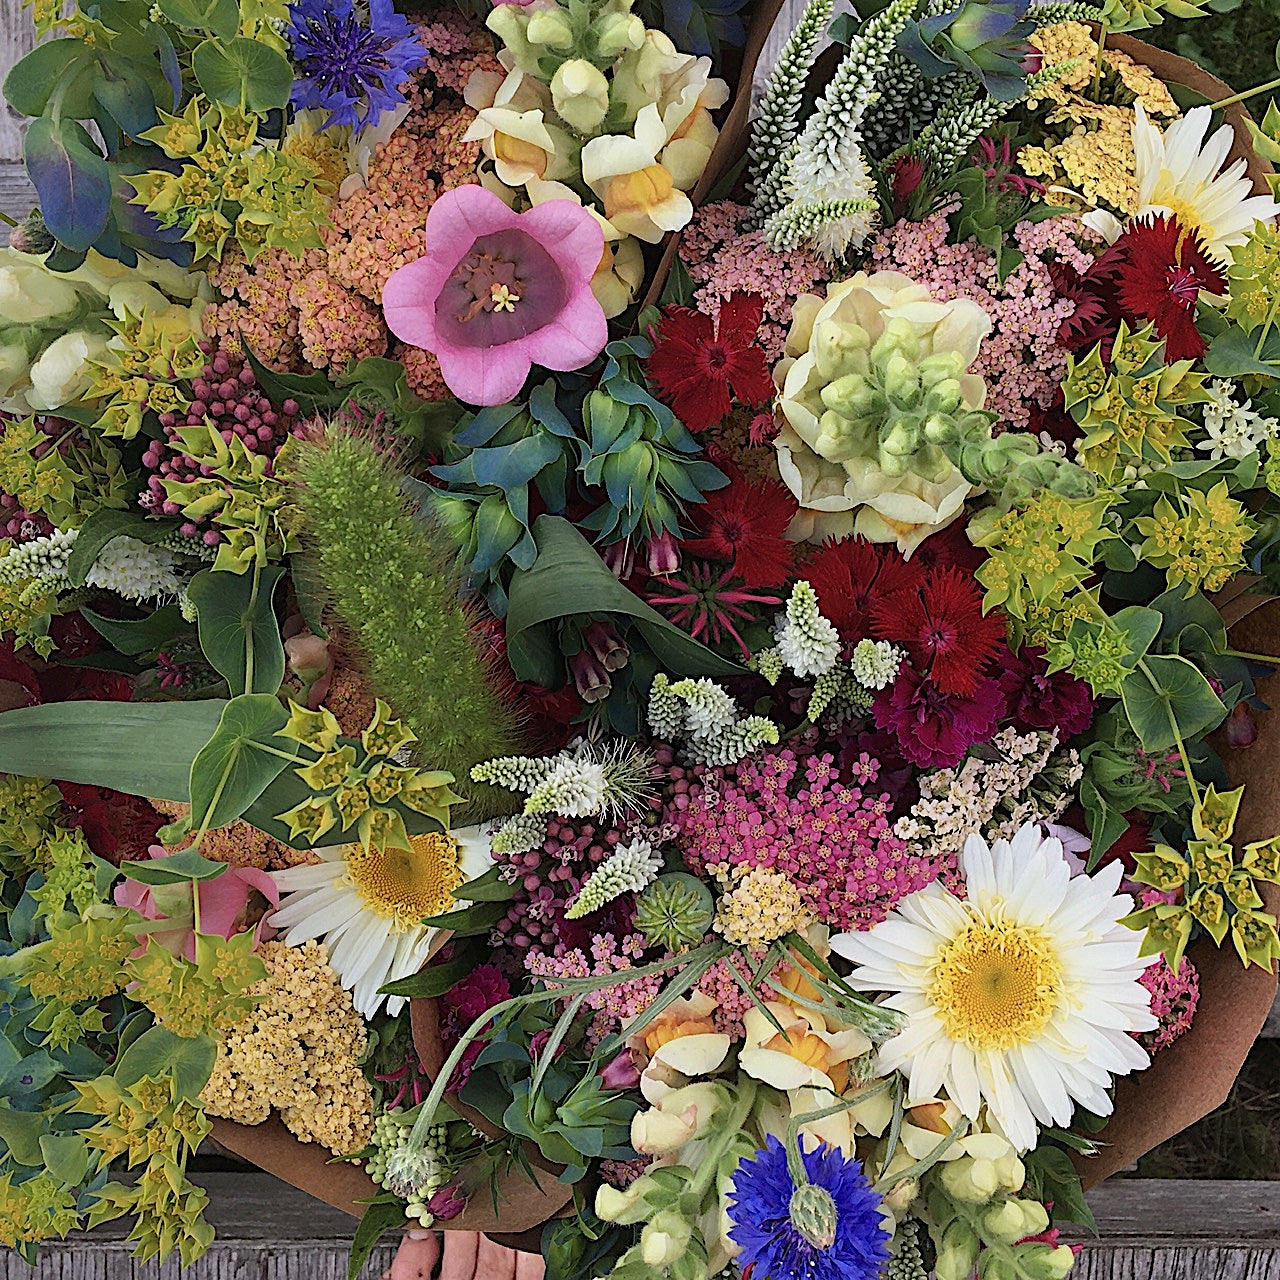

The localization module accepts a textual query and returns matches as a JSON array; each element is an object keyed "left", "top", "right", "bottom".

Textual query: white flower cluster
[
  {"left": 566, "top": 838, "right": 664, "bottom": 919},
  {"left": 0, "top": 528, "right": 184, "bottom": 604},
  {"left": 850, "top": 638, "right": 903, "bottom": 691},
  {"left": 774, "top": 581, "right": 842, "bottom": 678},
  {"left": 474, "top": 740, "right": 656, "bottom": 825},
  {"left": 648, "top": 673, "right": 780, "bottom": 766},
  {"left": 893, "top": 727, "right": 1081, "bottom": 854},
  {"left": 1198, "top": 379, "right": 1278, "bottom": 461}
]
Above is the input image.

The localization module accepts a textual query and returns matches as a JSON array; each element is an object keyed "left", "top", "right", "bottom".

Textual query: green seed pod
[{"left": 635, "top": 873, "right": 714, "bottom": 951}]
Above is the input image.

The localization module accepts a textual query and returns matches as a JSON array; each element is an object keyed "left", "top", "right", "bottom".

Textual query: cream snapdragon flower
[
  {"left": 832, "top": 824, "right": 1156, "bottom": 1152},
  {"left": 1086, "top": 104, "right": 1280, "bottom": 261},
  {"left": 268, "top": 825, "right": 492, "bottom": 1017},
  {"left": 464, "top": 60, "right": 576, "bottom": 188}
]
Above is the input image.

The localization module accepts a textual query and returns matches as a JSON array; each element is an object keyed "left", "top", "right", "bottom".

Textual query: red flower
[
  {"left": 802, "top": 539, "right": 926, "bottom": 647},
  {"left": 646, "top": 562, "right": 782, "bottom": 658},
  {"left": 873, "top": 666, "right": 1006, "bottom": 769},
  {"left": 870, "top": 566, "right": 1007, "bottom": 696},
  {"left": 1110, "top": 215, "right": 1224, "bottom": 361},
  {"left": 684, "top": 471, "right": 797, "bottom": 588},
  {"left": 646, "top": 293, "right": 775, "bottom": 432}
]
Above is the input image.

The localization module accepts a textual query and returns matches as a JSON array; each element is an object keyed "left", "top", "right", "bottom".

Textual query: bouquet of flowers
[{"left": 3, "top": 0, "right": 1280, "bottom": 1275}]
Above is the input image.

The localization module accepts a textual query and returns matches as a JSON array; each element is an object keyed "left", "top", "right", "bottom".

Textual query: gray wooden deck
[{"left": 1, "top": 1174, "right": 1278, "bottom": 1278}]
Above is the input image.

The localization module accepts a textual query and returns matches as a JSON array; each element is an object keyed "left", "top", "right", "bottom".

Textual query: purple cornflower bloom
[{"left": 287, "top": 0, "right": 427, "bottom": 131}]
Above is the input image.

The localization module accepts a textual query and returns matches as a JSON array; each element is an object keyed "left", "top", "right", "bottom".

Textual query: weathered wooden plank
[
  {"left": 0, "top": 0, "right": 36, "bottom": 165},
  {"left": 0, "top": 162, "right": 33, "bottom": 226},
  {"left": 6, "top": 1176, "right": 1280, "bottom": 1278}
]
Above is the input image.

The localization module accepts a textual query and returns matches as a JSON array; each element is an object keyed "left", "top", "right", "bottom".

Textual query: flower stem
[{"left": 1211, "top": 75, "right": 1280, "bottom": 111}]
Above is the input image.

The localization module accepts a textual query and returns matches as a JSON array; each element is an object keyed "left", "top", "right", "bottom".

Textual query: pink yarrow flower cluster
[
  {"left": 1136, "top": 954, "right": 1200, "bottom": 1053},
  {"left": 671, "top": 745, "right": 939, "bottom": 931},
  {"left": 868, "top": 209, "right": 1096, "bottom": 429},
  {"left": 679, "top": 201, "right": 826, "bottom": 362}
]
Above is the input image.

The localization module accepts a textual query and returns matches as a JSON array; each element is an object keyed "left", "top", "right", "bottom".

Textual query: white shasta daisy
[
  {"left": 831, "top": 824, "right": 1157, "bottom": 1152},
  {"left": 268, "top": 825, "right": 492, "bottom": 1017},
  {"left": 1086, "top": 104, "right": 1279, "bottom": 261}
]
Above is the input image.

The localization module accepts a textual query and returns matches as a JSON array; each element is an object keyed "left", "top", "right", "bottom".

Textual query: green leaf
[
  {"left": 3, "top": 40, "right": 93, "bottom": 116},
  {"left": 1204, "top": 325, "right": 1280, "bottom": 379},
  {"left": 188, "top": 566, "right": 286, "bottom": 696},
  {"left": 379, "top": 951, "right": 479, "bottom": 998},
  {"left": 506, "top": 516, "right": 744, "bottom": 685},
  {"left": 39, "top": 1134, "right": 90, "bottom": 1186},
  {"left": 119, "top": 846, "right": 230, "bottom": 886},
  {"left": 188, "top": 693, "right": 292, "bottom": 833},
  {"left": 0, "top": 700, "right": 226, "bottom": 800},
  {"left": 454, "top": 864, "right": 515, "bottom": 903},
  {"left": 418, "top": 899, "right": 508, "bottom": 935},
  {"left": 1024, "top": 1145, "right": 1096, "bottom": 1232},
  {"left": 192, "top": 37, "right": 293, "bottom": 113},
  {"left": 1120, "top": 655, "right": 1228, "bottom": 753},
  {"left": 0, "top": 1112, "right": 46, "bottom": 1165},
  {"left": 81, "top": 603, "right": 189, "bottom": 657},
  {"left": 242, "top": 346, "right": 337, "bottom": 416},
  {"left": 114, "top": 1027, "right": 216, "bottom": 1099},
  {"left": 349, "top": 1197, "right": 409, "bottom": 1280},
  {"left": 24, "top": 116, "right": 111, "bottom": 253},
  {"left": 157, "top": 0, "right": 239, "bottom": 39},
  {"left": 66, "top": 509, "right": 180, "bottom": 587}
]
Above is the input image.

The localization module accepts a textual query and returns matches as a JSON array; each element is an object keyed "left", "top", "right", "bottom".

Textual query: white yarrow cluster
[
  {"left": 648, "top": 673, "right": 780, "bottom": 766},
  {"left": 566, "top": 838, "right": 664, "bottom": 919},
  {"left": 774, "top": 581, "right": 841, "bottom": 678}
]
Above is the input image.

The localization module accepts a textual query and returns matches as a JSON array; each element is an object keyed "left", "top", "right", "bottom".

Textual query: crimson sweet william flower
[
  {"left": 802, "top": 538, "right": 926, "bottom": 648},
  {"left": 646, "top": 293, "right": 775, "bottom": 431},
  {"left": 870, "top": 566, "right": 1006, "bottom": 697},
  {"left": 874, "top": 666, "right": 1006, "bottom": 769},
  {"left": 684, "top": 472, "right": 797, "bottom": 588},
  {"left": 1110, "top": 215, "right": 1224, "bottom": 361},
  {"left": 996, "top": 644, "right": 1095, "bottom": 737},
  {"left": 439, "top": 962, "right": 512, "bottom": 1090}
]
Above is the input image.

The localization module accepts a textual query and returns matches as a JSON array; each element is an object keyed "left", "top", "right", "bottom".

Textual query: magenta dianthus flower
[
  {"left": 874, "top": 666, "right": 1006, "bottom": 769},
  {"left": 382, "top": 185, "right": 607, "bottom": 405}
]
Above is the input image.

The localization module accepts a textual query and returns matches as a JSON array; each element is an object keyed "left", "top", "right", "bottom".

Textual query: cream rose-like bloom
[
  {"left": 832, "top": 823, "right": 1156, "bottom": 1153},
  {"left": 774, "top": 271, "right": 991, "bottom": 555},
  {"left": 0, "top": 252, "right": 82, "bottom": 326}
]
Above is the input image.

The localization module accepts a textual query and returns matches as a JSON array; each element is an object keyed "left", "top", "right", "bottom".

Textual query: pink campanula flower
[{"left": 382, "top": 184, "right": 607, "bottom": 406}]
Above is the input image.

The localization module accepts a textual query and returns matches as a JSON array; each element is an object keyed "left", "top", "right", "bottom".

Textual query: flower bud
[
  {"left": 934, "top": 1220, "right": 981, "bottom": 1280},
  {"left": 641, "top": 1208, "right": 692, "bottom": 1266},
  {"left": 426, "top": 1183, "right": 467, "bottom": 1221},
  {"left": 285, "top": 630, "right": 331, "bottom": 683},
  {"left": 982, "top": 1199, "right": 1033, "bottom": 1243},
  {"left": 27, "top": 330, "right": 110, "bottom": 412},
  {"left": 583, "top": 619, "right": 629, "bottom": 671},
  {"left": 594, "top": 10, "right": 645, "bottom": 58},
  {"left": 568, "top": 649, "right": 611, "bottom": 702},
  {"left": 526, "top": 5, "right": 575, "bottom": 47},
  {"left": 645, "top": 528, "right": 680, "bottom": 576},
  {"left": 940, "top": 1155, "right": 989, "bottom": 1205},
  {"left": 599, "top": 1049, "right": 641, "bottom": 1091},
  {"left": 821, "top": 371, "right": 880, "bottom": 420},
  {"left": 551, "top": 59, "right": 611, "bottom": 131}
]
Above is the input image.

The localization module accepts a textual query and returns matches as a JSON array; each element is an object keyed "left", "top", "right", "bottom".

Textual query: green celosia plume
[{"left": 292, "top": 426, "right": 521, "bottom": 822}]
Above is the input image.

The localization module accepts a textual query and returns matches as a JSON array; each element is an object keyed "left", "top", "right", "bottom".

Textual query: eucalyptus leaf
[
  {"left": 0, "top": 1112, "right": 46, "bottom": 1165},
  {"left": 158, "top": 0, "right": 239, "bottom": 39},
  {"left": 39, "top": 1134, "right": 90, "bottom": 1187},
  {"left": 3, "top": 40, "right": 93, "bottom": 116},
  {"left": 25, "top": 116, "right": 111, "bottom": 253},
  {"left": 80, "top": 603, "right": 189, "bottom": 657}
]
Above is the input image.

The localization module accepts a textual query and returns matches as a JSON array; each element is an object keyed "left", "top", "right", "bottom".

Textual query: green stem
[
  {"left": 873, "top": 1115, "right": 969, "bottom": 1190},
  {"left": 243, "top": 561, "right": 261, "bottom": 696},
  {"left": 249, "top": 741, "right": 306, "bottom": 764},
  {"left": 1227, "top": 649, "right": 1280, "bottom": 666},
  {"left": 688, "top": 1078, "right": 757, "bottom": 1201},
  {"left": 1090, "top": 21, "right": 1108, "bottom": 97},
  {"left": 1212, "top": 74, "right": 1280, "bottom": 111},
  {"left": 0, "top": 212, "right": 16, "bottom": 229},
  {"left": 190, "top": 757, "right": 235, "bottom": 851},
  {"left": 1135, "top": 657, "right": 1201, "bottom": 808},
  {"left": 1254, "top": 290, "right": 1280, "bottom": 359}
]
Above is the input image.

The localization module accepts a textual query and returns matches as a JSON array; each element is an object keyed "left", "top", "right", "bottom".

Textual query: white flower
[
  {"left": 831, "top": 824, "right": 1157, "bottom": 1153},
  {"left": 0, "top": 252, "right": 82, "bottom": 325},
  {"left": 26, "top": 330, "right": 110, "bottom": 412},
  {"left": 87, "top": 535, "right": 186, "bottom": 602},
  {"left": 774, "top": 581, "right": 841, "bottom": 678},
  {"left": 567, "top": 838, "right": 664, "bottom": 918},
  {"left": 850, "top": 638, "right": 902, "bottom": 691},
  {"left": 268, "top": 826, "right": 492, "bottom": 1017},
  {"left": 1127, "top": 103, "right": 1279, "bottom": 262},
  {"left": 1198, "top": 379, "right": 1276, "bottom": 460}
]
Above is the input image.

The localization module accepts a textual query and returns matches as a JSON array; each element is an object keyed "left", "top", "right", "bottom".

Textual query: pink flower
[
  {"left": 599, "top": 1050, "right": 641, "bottom": 1091},
  {"left": 873, "top": 666, "right": 1006, "bottom": 769},
  {"left": 114, "top": 846, "right": 279, "bottom": 961},
  {"left": 382, "top": 185, "right": 607, "bottom": 405},
  {"left": 439, "top": 962, "right": 512, "bottom": 1090}
]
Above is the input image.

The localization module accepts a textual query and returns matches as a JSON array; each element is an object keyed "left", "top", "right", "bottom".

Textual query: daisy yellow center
[
  {"left": 930, "top": 921, "right": 1061, "bottom": 1051},
  {"left": 346, "top": 833, "right": 464, "bottom": 928},
  {"left": 1153, "top": 194, "right": 1213, "bottom": 245}
]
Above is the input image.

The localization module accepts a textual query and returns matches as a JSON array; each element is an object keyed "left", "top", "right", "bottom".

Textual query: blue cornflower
[
  {"left": 727, "top": 1136, "right": 891, "bottom": 1280},
  {"left": 287, "top": 0, "right": 427, "bottom": 131}
]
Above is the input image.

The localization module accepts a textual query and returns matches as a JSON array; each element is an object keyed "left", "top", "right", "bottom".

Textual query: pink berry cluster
[
  {"left": 139, "top": 344, "right": 301, "bottom": 546},
  {"left": 671, "top": 743, "right": 940, "bottom": 931}
]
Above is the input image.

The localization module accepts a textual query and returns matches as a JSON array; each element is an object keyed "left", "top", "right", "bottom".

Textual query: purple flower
[
  {"left": 382, "top": 185, "right": 607, "bottom": 405},
  {"left": 874, "top": 666, "right": 1005, "bottom": 769},
  {"left": 288, "top": 0, "right": 426, "bottom": 131},
  {"left": 996, "top": 645, "right": 1095, "bottom": 737}
]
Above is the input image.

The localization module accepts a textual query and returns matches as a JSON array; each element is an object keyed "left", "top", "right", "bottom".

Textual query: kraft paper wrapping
[{"left": 208, "top": 8, "right": 1280, "bottom": 1229}]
